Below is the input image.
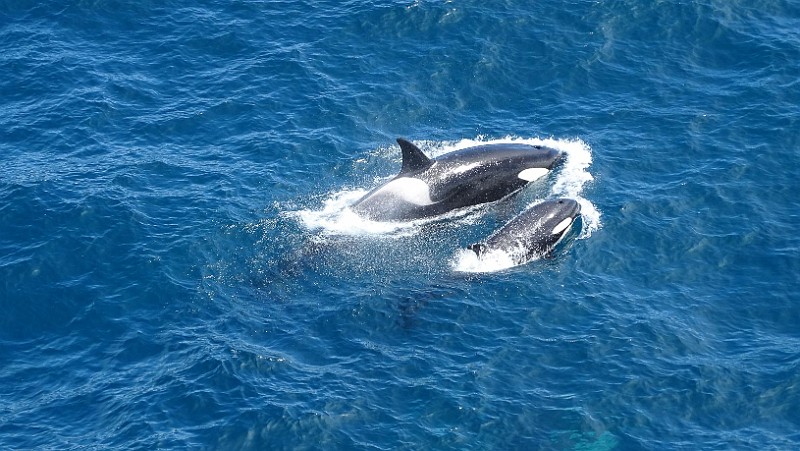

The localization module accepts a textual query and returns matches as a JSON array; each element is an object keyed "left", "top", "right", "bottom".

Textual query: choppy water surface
[{"left": 1, "top": 1, "right": 799, "bottom": 449}]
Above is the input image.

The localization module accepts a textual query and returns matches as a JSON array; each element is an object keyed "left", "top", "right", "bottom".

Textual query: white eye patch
[
  {"left": 518, "top": 168, "right": 549, "bottom": 182},
  {"left": 551, "top": 217, "right": 573, "bottom": 235}
]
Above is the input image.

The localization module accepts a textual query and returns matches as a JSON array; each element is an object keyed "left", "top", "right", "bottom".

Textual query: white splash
[
  {"left": 451, "top": 246, "right": 540, "bottom": 274},
  {"left": 290, "top": 189, "right": 418, "bottom": 237}
]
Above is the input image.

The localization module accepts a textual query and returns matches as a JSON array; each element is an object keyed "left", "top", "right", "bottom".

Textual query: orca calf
[
  {"left": 469, "top": 198, "right": 581, "bottom": 265},
  {"left": 351, "top": 138, "right": 562, "bottom": 221}
]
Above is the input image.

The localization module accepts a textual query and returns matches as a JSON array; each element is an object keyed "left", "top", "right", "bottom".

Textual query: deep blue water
[{"left": 2, "top": 0, "right": 799, "bottom": 449}]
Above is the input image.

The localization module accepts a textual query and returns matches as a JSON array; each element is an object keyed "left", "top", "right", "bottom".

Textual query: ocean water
[{"left": 1, "top": 0, "right": 799, "bottom": 449}]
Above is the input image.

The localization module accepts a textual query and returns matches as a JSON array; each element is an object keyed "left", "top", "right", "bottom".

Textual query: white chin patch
[
  {"left": 518, "top": 167, "right": 549, "bottom": 182},
  {"left": 551, "top": 217, "right": 573, "bottom": 235},
  {"left": 374, "top": 177, "right": 434, "bottom": 206}
]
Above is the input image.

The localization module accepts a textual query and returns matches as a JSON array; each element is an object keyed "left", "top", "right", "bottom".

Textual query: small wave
[{"left": 576, "top": 197, "right": 601, "bottom": 239}]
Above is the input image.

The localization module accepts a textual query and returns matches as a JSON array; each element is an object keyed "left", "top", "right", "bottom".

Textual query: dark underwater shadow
[{"left": 202, "top": 190, "right": 585, "bottom": 330}]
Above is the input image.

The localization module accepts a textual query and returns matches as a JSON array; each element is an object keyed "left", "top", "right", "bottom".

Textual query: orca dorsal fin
[{"left": 397, "top": 138, "right": 433, "bottom": 174}]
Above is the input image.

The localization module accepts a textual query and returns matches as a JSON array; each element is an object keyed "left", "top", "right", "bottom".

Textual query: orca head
[{"left": 540, "top": 198, "right": 581, "bottom": 244}]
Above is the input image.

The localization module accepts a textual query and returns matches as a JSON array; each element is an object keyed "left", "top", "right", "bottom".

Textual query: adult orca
[
  {"left": 350, "top": 138, "right": 562, "bottom": 221},
  {"left": 469, "top": 198, "right": 581, "bottom": 264}
]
